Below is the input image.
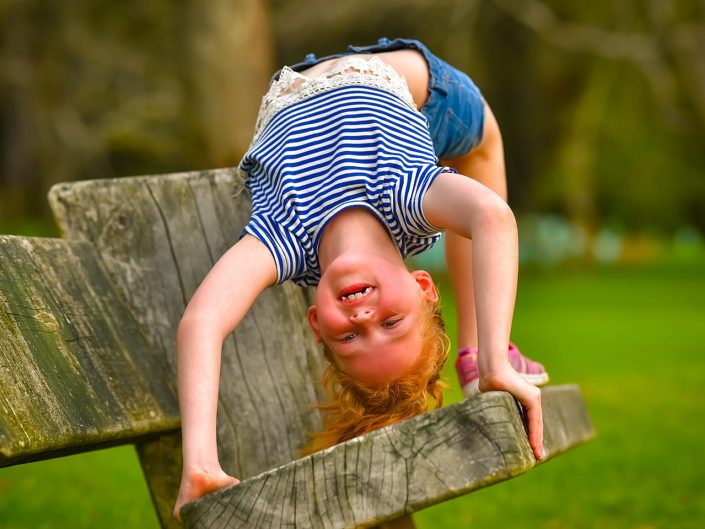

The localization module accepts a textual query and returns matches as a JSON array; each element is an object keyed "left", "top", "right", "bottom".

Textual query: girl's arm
[
  {"left": 423, "top": 172, "right": 544, "bottom": 460},
  {"left": 173, "top": 234, "right": 277, "bottom": 519},
  {"left": 442, "top": 102, "right": 507, "bottom": 350}
]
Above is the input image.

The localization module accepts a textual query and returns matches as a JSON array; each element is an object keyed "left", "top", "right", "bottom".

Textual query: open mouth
[{"left": 338, "top": 284, "right": 374, "bottom": 303}]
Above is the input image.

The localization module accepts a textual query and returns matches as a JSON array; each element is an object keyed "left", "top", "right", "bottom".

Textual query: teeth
[{"left": 341, "top": 287, "right": 370, "bottom": 302}]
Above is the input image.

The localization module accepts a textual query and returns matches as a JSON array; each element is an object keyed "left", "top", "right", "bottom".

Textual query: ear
[
  {"left": 306, "top": 305, "right": 322, "bottom": 342},
  {"left": 411, "top": 270, "right": 439, "bottom": 303}
]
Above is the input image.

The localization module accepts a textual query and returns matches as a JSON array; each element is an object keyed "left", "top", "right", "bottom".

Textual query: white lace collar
[{"left": 249, "top": 55, "right": 418, "bottom": 147}]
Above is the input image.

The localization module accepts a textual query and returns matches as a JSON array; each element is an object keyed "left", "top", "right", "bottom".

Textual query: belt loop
[
  {"left": 377, "top": 37, "right": 391, "bottom": 46},
  {"left": 304, "top": 53, "right": 317, "bottom": 63}
]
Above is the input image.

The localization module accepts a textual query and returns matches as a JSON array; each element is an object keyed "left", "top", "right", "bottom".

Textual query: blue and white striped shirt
[{"left": 239, "top": 83, "right": 451, "bottom": 286}]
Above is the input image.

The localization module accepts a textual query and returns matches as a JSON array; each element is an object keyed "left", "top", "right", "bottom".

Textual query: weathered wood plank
[
  {"left": 136, "top": 432, "right": 184, "bottom": 529},
  {"left": 180, "top": 385, "right": 594, "bottom": 529},
  {"left": 48, "top": 169, "right": 327, "bottom": 527},
  {"left": 0, "top": 235, "right": 179, "bottom": 466},
  {"left": 49, "top": 170, "right": 327, "bottom": 472}
]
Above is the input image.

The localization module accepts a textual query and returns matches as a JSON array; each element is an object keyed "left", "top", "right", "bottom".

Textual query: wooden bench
[{"left": 0, "top": 168, "right": 594, "bottom": 528}]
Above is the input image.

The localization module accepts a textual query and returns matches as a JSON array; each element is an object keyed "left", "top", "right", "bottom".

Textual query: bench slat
[
  {"left": 0, "top": 236, "right": 179, "bottom": 466},
  {"left": 49, "top": 170, "right": 327, "bottom": 474},
  {"left": 181, "top": 385, "right": 594, "bottom": 529},
  {"left": 49, "top": 170, "right": 327, "bottom": 528}
]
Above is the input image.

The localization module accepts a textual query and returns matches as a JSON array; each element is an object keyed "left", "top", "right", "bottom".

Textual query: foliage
[{"left": 2, "top": 2, "right": 704, "bottom": 237}]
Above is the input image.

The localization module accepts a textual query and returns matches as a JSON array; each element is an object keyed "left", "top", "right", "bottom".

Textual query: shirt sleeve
[
  {"left": 242, "top": 213, "right": 306, "bottom": 284},
  {"left": 399, "top": 164, "right": 450, "bottom": 236}
]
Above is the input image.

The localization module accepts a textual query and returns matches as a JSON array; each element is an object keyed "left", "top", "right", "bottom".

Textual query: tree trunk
[{"left": 185, "top": 0, "right": 274, "bottom": 167}]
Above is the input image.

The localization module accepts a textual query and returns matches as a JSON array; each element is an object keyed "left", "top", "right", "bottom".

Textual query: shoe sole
[{"left": 461, "top": 373, "right": 550, "bottom": 399}]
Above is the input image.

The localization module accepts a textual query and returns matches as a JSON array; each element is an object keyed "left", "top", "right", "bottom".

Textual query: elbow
[
  {"left": 176, "top": 312, "right": 199, "bottom": 346},
  {"left": 475, "top": 193, "right": 517, "bottom": 236},
  {"left": 177, "top": 309, "right": 222, "bottom": 346},
  {"left": 497, "top": 199, "right": 517, "bottom": 232}
]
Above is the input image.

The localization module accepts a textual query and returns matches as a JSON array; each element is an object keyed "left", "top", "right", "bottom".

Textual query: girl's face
[{"left": 307, "top": 253, "right": 438, "bottom": 386}]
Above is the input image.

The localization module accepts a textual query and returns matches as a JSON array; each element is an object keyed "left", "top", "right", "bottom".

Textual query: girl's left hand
[{"left": 478, "top": 365, "right": 544, "bottom": 461}]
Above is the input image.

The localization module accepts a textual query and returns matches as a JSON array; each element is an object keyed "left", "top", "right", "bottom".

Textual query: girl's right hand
[
  {"left": 173, "top": 467, "right": 240, "bottom": 521},
  {"left": 478, "top": 365, "right": 544, "bottom": 461}
]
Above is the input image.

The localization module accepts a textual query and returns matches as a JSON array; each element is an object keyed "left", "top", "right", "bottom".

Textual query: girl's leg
[
  {"left": 442, "top": 101, "right": 507, "bottom": 350},
  {"left": 444, "top": 101, "right": 548, "bottom": 398}
]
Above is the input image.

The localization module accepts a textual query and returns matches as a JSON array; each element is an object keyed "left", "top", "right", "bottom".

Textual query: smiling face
[{"left": 307, "top": 253, "right": 438, "bottom": 386}]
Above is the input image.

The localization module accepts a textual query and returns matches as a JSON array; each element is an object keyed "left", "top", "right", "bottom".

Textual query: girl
[{"left": 173, "top": 37, "right": 548, "bottom": 520}]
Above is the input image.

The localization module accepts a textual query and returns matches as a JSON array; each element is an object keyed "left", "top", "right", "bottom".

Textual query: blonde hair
[{"left": 302, "top": 298, "right": 450, "bottom": 455}]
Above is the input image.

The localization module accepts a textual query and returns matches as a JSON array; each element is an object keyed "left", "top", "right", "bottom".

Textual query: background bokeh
[{"left": 1, "top": 1, "right": 704, "bottom": 528}]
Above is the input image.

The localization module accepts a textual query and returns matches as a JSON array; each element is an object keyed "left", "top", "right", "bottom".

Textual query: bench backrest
[
  {"left": 1, "top": 168, "right": 326, "bottom": 528},
  {"left": 1, "top": 168, "right": 597, "bottom": 529},
  {"left": 0, "top": 236, "right": 178, "bottom": 465}
]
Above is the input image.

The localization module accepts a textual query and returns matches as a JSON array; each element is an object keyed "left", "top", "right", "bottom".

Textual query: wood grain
[
  {"left": 180, "top": 385, "right": 594, "bottom": 529},
  {"left": 49, "top": 169, "right": 326, "bottom": 527},
  {"left": 0, "top": 235, "right": 179, "bottom": 466},
  {"left": 39, "top": 168, "right": 596, "bottom": 528}
]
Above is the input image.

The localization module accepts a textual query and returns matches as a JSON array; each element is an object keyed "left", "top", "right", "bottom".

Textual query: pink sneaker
[{"left": 455, "top": 343, "right": 550, "bottom": 399}]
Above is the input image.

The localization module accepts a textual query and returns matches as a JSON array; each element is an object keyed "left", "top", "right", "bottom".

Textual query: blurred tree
[
  {"left": 535, "top": 61, "right": 615, "bottom": 234},
  {"left": 1, "top": 2, "right": 180, "bottom": 223},
  {"left": 183, "top": 0, "right": 273, "bottom": 167},
  {"left": 0, "top": 0, "right": 273, "bottom": 227},
  {"left": 490, "top": 0, "right": 705, "bottom": 233},
  {"left": 1, "top": 0, "right": 704, "bottom": 238}
]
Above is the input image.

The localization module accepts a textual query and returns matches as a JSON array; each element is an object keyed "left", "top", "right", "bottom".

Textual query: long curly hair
[{"left": 302, "top": 298, "right": 450, "bottom": 455}]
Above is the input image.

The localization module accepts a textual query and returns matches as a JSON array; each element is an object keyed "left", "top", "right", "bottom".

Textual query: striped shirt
[{"left": 239, "top": 81, "right": 452, "bottom": 286}]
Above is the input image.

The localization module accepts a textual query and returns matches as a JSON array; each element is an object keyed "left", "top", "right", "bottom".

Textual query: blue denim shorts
[{"left": 270, "top": 37, "right": 486, "bottom": 161}]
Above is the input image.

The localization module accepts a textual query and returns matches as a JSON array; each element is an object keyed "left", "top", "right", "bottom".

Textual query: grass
[
  {"left": 416, "top": 262, "right": 705, "bottom": 529},
  {"left": 1, "top": 262, "right": 704, "bottom": 528},
  {"left": 0, "top": 446, "right": 159, "bottom": 529}
]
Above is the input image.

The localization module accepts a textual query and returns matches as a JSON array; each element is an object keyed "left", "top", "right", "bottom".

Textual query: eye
[
  {"left": 382, "top": 319, "right": 401, "bottom": 328},
  {"left": 338, "top": 332, "right": 357, "bottom": 343}
]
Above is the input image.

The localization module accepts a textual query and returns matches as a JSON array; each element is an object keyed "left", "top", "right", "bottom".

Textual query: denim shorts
[{"left": 269, "top": 37, "right": 485, "bottom": 161}]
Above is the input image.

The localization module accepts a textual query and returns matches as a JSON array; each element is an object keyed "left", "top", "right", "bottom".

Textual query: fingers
[
  {"left": 173, "top": 501, "right": 184, "bottom": 522},
  {"left": 522, "top": 386, "right": 544, "bottom": 461},
  {"left": 481, "top": 368, "right": 545, "bottom": 460}
]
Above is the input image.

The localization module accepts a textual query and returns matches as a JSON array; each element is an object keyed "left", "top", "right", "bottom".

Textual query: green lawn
[{"left": 1, "top": 263, "right": 704, "bottom": 528}]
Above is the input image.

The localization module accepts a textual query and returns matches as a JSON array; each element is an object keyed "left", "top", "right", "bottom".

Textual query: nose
[{"left": 350, "top": 308, "right": 374, "bottom": 323}]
